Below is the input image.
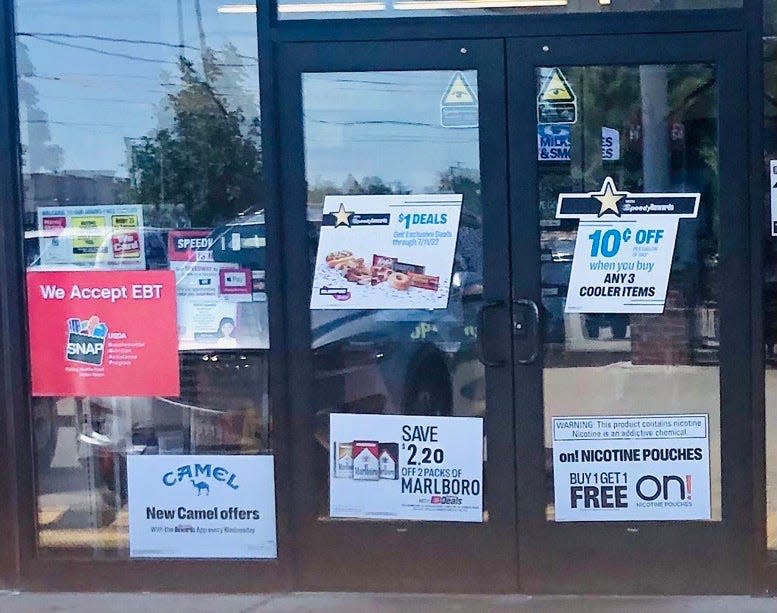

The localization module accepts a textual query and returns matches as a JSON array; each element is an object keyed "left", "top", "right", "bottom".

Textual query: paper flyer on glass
[
  {"left": 168, "top": 229, "right": 266, "bottom": 350},
  {"left": 310, "top": 194, "right": 463, "bottom": 310},
  {"left": 556, "top": 178, "right": 700, "bottom": 314},
  {"left": 127, "top": 455, "right": 277, "bottom": 559},
  {"left": 36, "top": 205, "right": 146, "bottom": 270},
  {"left": 26, "top": 270, "right": 179, "bottom": 397},
  {"left": 552, "top": 414, "right": 711, "bottom": 522},
  {"left": 329, "top": 413, "right": 483, "bottom": 522}
]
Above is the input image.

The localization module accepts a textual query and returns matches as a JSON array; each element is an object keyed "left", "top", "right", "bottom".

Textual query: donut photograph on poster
[{"left": 310, "top": 194, "right": 463, "bottom": 310}]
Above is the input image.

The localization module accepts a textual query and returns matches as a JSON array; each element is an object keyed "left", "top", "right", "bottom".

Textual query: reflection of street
[{"left": 544, "top": 363, "right": 722, "bottom": 521}]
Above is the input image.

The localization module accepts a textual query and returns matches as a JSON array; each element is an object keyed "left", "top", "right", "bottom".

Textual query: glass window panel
[
  {"left": 537, "top": 64, "right": 722, "bottom": 521},
  {"left": 16, "top": 0, "right": 269, "bottom": 557},
  {"left": 302, "top": 71, "right": 487, "bottom": 520}
]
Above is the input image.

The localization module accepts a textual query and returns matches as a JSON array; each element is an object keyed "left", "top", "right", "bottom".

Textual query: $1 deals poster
[{"left": 310, "top": 194, "right": 462, "bottom": 310}]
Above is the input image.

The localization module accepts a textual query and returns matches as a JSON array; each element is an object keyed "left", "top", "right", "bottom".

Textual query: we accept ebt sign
[
  {"left": 557, "top": 177, "right": 700, "bottom": 314},
  {"left": 26, "top": 270, "right": 179, "bottom": 397}
]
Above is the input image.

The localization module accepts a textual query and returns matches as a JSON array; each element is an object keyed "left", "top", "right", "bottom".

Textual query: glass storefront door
[
  {"left": 277, "top": 32, "right": 752, "bottom": 594},
  {"left": 277, "top": 40, "right": 518, "bottom": 592},
  {"left": 509, "top": 33, "right": 752, "bottom": 594}
]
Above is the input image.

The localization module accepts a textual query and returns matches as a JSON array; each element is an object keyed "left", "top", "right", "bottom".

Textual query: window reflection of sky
[
  {"left": 303, "top": 71, "right": 480, "bottom": 195},
  {"left": 16, "top": 0, "right": 259, "bottom": 175}
]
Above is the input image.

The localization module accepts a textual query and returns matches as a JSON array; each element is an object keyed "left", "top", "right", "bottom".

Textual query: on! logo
[
  {"left": 65, "top": 315, "right": 108, "bottom": 365},
  {"left": 636, "top": 474, "right": 692, "bottom": 502},
  {"left": 398, "top": 212, "right": 448, "bottom": 230}
]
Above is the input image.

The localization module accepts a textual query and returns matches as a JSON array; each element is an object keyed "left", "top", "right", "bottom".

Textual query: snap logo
[
  {"left": 162, "top": 463, "right": 240, "bottom": 491},
  {"left": 65, "top": 315, "right": 108, "bottom": 365}
]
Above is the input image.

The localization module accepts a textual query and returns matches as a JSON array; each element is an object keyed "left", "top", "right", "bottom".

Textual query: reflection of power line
[
  {"left": 30, "top": 95, "right": 155, "bottom": 105},
  {"left": 16, "top": 31, "right": 258, "bottom": 63},
  {"left": 25, "top": 119, "right": 133, "bottom": 128},
  {"left": 306, "top": 117, "right": 438, "bottom": 128},
  {"left": 17, "top": 33, "right": 257, "bottom": 66},
  {"left": 19, "top": 34, "right": 177, "bottom": 65},
  {"left": 306, "top": 138, "right": 476, "bottom": 144},
  {"left": 17, "top": 31, "right": 199, "bottom": 51}
]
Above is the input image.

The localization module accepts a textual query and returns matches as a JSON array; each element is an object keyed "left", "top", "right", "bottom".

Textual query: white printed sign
[
  {"left": 128, "top": 455, "right": 277, "bottom": 558},
  {"left": 168, "top": 230, "right": 264, "bottom": 350},
  {"left": 601, "top": 127, "right": 620, "bottom": 161},
  {"left": 37, "top": 205, "right": 146, "bottom": 270},
  {"left": 770, "top": 160, "right": 777, "bottom": 237},
  {"left": 330, "top": 414, "right": 483, "bottom": 522},
  {"left": 557, "top": 177, "right": 699, "bottom": 313},
  {"left": 310, "top": 194, "right": 462, "bottom": 310},
  {"left": 553, "top": 414, "right": 711, "bottom": 522}
]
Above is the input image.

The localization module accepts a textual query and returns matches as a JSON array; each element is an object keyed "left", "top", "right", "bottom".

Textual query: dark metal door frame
[
  {"left": 276, "top": 39, "right": 518, "bottom": 593},
  {"left": 0, "top": 0, "right": 767, "bottom": 593},
  {"left": 508, "top": 31, "right": 753, "bottom": 594}
]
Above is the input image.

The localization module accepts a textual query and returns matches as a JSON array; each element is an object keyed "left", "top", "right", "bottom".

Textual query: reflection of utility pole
[
  {"left": 176, "top": 0, "right": 186, "bottom": 60},
  {"left": 640, "top": 65, "right": 670, "bottom": 191},
  {"left": 193, "top": 0, "right": 209, "bottom": 77}
]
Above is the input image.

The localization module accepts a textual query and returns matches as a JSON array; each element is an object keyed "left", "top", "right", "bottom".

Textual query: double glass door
[{"left": 277, "top": 32, "right": 751, "bottom": 593}]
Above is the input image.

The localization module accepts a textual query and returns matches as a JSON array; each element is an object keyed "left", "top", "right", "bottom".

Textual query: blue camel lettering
[{"left": 191, "top": 480, "right": 210, "bottom": 496}]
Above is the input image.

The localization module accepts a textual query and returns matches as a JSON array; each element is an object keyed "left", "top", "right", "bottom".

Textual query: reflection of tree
[
  {"left": 307, "top": 168, "right": 482, "bottom": 217},
  {"left": 129, "top": 52, "right": 262, "bottom": 226},
  {"left": 438, "top": 165, "right": 480, "bottom": 219},
  {"left": 16, "top": 42, "right": 63, "bottom": 172},
  {"left": 308, "top": 174, "right": 409, "bottom": 203}
]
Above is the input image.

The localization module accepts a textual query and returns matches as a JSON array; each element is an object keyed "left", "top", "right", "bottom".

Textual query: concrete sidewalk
[{"left": 1, "top": 591, "right": 776, "bottom": 612}]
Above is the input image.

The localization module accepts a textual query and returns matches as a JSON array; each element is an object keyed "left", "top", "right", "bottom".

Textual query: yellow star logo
[
  {"left": 593, "top": 177, "right": 625, "bottom": 217},
  {"left": 332, "top": 203, "right": 353, "bottom": 228}
]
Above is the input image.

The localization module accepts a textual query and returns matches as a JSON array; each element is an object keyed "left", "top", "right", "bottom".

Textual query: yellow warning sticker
[
  {"left": 538, "top": 68, "right": 575, "bottom": 103},
  {"left": 442, "top": 72, "right": 477, "bottom": 106}
]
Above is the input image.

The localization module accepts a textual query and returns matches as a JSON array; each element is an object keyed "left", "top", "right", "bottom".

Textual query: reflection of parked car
[{"left": 311, "top": 269, "right": 484, "bottom": 423}]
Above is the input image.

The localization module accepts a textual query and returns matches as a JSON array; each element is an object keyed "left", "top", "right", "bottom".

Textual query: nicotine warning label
[{"left": 552, "top": 414, "right": 711, "bottom": 522}]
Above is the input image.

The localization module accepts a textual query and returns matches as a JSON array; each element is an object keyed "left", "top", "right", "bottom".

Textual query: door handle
[
  {"left": 476, "top": 300, "right": 506, "bottom": 367},
  {"left": 513, "top": 299, "right": 540, "bottom": 364}
]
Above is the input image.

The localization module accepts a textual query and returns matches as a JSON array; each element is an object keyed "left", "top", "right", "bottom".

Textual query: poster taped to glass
[
  {"left": 169, "top": 229, "right": 268, "bottom": 350},
  {"left": 310, "top": 194, "right": 462, "bottom": 310},
  {"left": 35, "top": 205, "right": 146, "bottom": 270}
]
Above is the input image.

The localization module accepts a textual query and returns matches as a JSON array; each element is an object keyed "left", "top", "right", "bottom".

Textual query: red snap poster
[{"left": 27, "top": 270, "right": 180, "bottom": 397}]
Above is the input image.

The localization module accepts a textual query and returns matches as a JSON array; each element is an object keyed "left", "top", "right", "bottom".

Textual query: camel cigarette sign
[{"left": 127, "top": 455, "right": 277, "bottom": 559}]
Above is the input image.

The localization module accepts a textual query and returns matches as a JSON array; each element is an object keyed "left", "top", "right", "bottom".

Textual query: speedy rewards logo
[{"left": 27, "top": 270, "right": 180, "bottom": 397}]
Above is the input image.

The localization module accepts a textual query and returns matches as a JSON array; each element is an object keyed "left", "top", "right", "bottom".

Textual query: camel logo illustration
[
  {"left": 191, "top": 480, "right": 210, "bottom": 496},
  {"left": 162, "top": 463, "right": 240, "bottom": 491}
]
